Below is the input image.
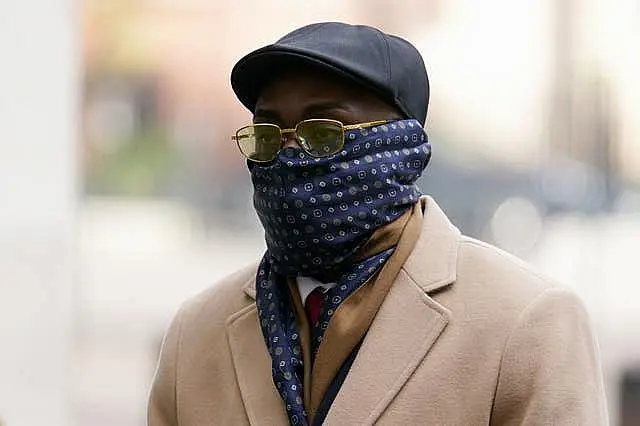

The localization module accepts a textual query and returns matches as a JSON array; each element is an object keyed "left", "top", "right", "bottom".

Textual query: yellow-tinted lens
[
  {"left": 235, "top": 124, "right": 281, "bottom": 162},
  {"left": 297, "top": 120, "right": 344, "bottom": 157}
]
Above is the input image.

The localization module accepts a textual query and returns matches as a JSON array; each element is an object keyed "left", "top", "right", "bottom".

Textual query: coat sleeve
[
  {"left": 490, "top": 287, "right": 608, "bottom": 426},
  {"left": 147, "top": 306, "right": 185, "bottom": 426}
]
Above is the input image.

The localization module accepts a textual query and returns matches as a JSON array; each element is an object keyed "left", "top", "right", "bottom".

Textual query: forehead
[
  {"left": 256, "top": 68, "right": 363, "bottom": 109},
  {"left": 253, "top": 66, "right": 403, "bottom": 125}
]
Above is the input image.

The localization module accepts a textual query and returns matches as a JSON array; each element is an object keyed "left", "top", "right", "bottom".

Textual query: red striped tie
[{"left": 305, "top": 287, "right": 325, "bottom": 326}]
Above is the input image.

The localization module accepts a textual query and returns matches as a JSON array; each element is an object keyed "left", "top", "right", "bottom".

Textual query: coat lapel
[
  {"left": 233, "top": 196, "right": 461, "bottom": 426},
  {"left": 323, "top": 196, "right": 461, "bottom": 425},
  {"left": 226, "top": 301, "right": 289, "bottom": 425}
]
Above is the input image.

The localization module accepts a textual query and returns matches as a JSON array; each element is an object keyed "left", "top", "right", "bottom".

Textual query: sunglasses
[{"left": 231, "top": 119, "right": 389, "bottom": 162}]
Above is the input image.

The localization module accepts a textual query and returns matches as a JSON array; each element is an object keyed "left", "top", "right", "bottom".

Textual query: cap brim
[{"left": 230, "top": 46, "right": 393, "bottom": 115}]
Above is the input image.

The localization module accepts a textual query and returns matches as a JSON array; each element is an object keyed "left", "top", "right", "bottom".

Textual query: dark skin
[
  {"left": 253, "top": 67, "right": 404, "bottom": 149},
  {"left": 252, "top": 68, "right": 404, "bottom": 282}
]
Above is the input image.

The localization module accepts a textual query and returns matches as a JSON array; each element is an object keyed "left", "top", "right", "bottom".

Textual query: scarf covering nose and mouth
[
  {"left": 251, "top": 119, "right": 431, "bottom": 425},
  {"left": 251, "top": 119, "right": 431, "bottom": 277}
]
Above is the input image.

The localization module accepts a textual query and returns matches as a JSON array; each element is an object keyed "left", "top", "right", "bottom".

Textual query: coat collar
[
  {"left": 242, "top": 196, "right": 461, "bottom": 300},
  {"left": 232, "top": 196, "right": 461, "bottom": 425},
  {"left": 323, "top": 196, "right": 460, "bottom": 424},
  {"left": 402, "top": 195, "right": 461, "bottom": 293}
]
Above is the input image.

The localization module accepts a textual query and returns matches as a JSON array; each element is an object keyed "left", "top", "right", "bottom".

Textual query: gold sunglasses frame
[{"left": 231, "top": 119, "right": 389, "bottom": 162}]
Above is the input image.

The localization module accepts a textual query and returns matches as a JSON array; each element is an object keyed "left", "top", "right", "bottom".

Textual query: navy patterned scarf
[{"left": 252, "top": 119, "right": 430, "bottom": 425}]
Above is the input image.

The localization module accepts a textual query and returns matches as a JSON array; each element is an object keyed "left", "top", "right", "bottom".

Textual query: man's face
[{"left": 253, "top": 67, "right": 403, "bottom": 131}]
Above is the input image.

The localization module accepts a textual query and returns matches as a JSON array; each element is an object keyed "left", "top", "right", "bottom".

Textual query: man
[{"left": 148, "top": 22, "right": 607, "bottom": 425}]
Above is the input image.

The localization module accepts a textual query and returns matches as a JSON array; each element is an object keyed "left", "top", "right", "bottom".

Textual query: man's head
[
  {"left": 230, "top": 23, "right": 431, "bottom": 279},
  {"left": 231, "top": 22, "right": 429, "bottom": 126}
]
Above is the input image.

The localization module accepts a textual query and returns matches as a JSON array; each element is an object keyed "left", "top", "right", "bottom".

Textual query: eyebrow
[
  {"left": 253, "top": 101, "right": 350, "bottom": 124},
  {"left": 302, "top": 101, "right": 349, "bottom": 116},
  {"left": 253, "top": 108, "right": 281, "bottom": 123}
]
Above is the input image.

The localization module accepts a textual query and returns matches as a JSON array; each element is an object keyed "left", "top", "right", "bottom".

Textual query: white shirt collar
[{"left": 296, "top": 276, "right": 337, "bottom": 303}]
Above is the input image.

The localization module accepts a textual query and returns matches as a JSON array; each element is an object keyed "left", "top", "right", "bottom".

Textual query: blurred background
[{"left": 1, "top": 0, "right": 639, "bottom": 424}]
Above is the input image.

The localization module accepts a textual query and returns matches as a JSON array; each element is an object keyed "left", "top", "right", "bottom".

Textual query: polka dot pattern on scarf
[{"left": 253, "top": 119, "right": 431, "bottom": 426}]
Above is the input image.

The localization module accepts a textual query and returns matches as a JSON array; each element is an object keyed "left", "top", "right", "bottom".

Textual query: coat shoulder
[
  {"left": 178, "top": 262, "right": 259, "bottom": 331},
  {"left": 450, "top": 235, "right": 578, "bottom": 320}
]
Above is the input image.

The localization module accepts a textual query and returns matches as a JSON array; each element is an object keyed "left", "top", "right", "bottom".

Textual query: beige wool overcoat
[{"left": 148, "top": 197, "right": 608, "bottom": 425}]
